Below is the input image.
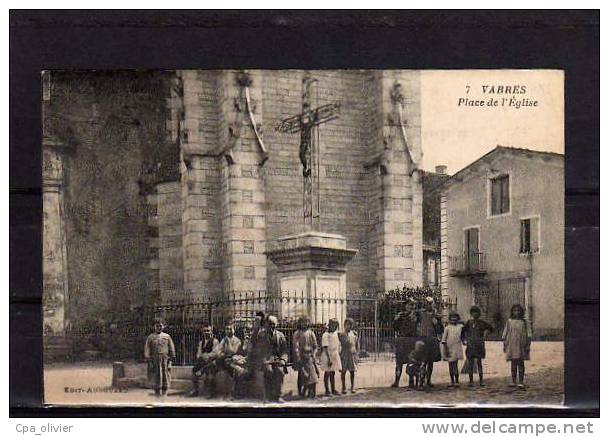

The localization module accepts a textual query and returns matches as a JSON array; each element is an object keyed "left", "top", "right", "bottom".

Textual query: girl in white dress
[
  {"left": 441, "top": 312, "right": 464, "bottom": 387},
  {"left": 502, "top": 304, "right": 532, "bottom": 389},
  {"left": 320, "top": 318, "right": 341, "bottom": 396}
]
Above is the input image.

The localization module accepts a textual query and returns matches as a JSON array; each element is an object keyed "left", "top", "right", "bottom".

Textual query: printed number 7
[{"left": 466, "top": 85, "right": 470, "bottom": 94}]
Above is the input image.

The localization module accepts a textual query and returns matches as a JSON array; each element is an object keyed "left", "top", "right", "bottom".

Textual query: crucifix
[{"left": 277, "top": 74, "right": 340, "bottom": 230}]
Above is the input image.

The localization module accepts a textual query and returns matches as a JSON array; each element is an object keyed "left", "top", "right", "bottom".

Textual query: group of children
[
  {"left": 293, "top": 317, "right": 359, "bottom": 398},
  {"left": 402, "top": 303, "right": 532, "bottom": 390},
  {"left": 143, "top": 313, "right": 360, "bottom": 400},
  {"left": 143, "top": 302, "right": 533, "bottom": 399}
]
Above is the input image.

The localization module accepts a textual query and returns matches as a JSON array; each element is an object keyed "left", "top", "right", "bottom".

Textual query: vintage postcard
[{"left": 42, "top": 69, "right": 564, "bottom": 407}]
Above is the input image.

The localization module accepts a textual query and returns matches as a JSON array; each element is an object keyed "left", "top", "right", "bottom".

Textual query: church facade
[{"left": 42, "top": 70, "right": 425, "bottom": 331}]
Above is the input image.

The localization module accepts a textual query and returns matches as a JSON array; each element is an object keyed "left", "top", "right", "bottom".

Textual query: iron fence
[{"left": 60, "top": 287, "right": 457, "bottom": 365}]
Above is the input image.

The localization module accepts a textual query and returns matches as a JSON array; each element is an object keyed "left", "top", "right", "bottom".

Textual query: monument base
[{"left": 266, "top": 231, "right": 357, "bottom": 324}]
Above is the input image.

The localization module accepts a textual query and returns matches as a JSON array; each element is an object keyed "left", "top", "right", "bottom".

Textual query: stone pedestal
[{"left": 266, "top": 231, "right": 357, "bottom": 324}]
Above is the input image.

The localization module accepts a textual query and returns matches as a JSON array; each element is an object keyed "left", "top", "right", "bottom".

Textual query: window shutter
[
  {"left": 501, "top": 176, "right": 510, "bottom": 213},
  {"left": 491, "top": 179, "right": 501, "bottom": 215},
  {"left": 490, "top": 175, "right": 510, "bottom": 215},
  {"left": 469, "top": 228, "right": 479, "bottom": 253},
  {"left": 520, "top": 218, "right": 533, "bottom": 253},
  {"left": 530, "top": 217, "right": 540, "bottom": 252}
]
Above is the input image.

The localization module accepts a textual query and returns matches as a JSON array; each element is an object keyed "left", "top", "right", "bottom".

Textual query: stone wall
[
  {"left": 47, "top": 71, "right": 178, "bottom": 323},
  {"left": 366, "top": 71, "right": 423, "bottom": 290},
  {"left": 178, "top": 71, "right": 224, "bottom": 299},
  {"left": 156, "top": 182, "right": 184, "bottom": 300},
  {"left": 217, "top": 71, "right": 268, "bottom": 295}
]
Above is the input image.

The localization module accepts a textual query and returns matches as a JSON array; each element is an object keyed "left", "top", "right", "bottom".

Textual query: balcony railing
[{"left": 449, "top": 252, "right": 487, "bottom": 276}]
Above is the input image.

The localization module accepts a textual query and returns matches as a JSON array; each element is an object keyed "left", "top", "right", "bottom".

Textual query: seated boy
[
  {"left": 189, "top": 324, "right": 219, "bottom": 397},
  {"left": 405, "top": 340, "right": 427, "bottom": 390}
]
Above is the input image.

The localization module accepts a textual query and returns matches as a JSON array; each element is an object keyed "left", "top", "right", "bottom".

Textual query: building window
[
  {"left": 490, "top": 174, "right": 510, "bottom": 216},
  {"left": 520, "top": 216, "right": 540, "bottom": 254}
]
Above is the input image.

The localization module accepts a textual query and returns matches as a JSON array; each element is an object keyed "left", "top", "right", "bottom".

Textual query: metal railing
[
  {"left": 58, "top": 286, "right": 456, "bottom": 365},
  {"left": 448, "top": 252, "right": 487, "bottom": 276}
]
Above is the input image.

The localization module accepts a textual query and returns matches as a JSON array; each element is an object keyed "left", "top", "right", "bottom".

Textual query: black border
[{"left": 9, "top": 9, "right": 600, "bottom": 417}]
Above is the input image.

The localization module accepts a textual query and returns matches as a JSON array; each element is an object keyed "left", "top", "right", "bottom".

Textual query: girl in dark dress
[{"left": 462, "top": 306, "right": 494, "bottom": 387}]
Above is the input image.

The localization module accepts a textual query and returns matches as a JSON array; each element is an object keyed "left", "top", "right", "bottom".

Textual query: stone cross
[{"left": 277, "top": 74, "right": 340, "bottom": 229}]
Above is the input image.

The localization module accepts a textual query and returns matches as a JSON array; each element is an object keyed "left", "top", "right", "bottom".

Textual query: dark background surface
[{"left": 9, "top": 9, "right": 599, "bottom": 416}]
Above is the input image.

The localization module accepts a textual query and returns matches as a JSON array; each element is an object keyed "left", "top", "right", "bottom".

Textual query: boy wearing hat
[{"left": 144, "top": 320, "right": 176, "bottom": 396}]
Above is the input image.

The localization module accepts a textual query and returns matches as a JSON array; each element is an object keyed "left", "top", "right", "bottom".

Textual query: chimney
[{"left": 435, "top": 165, "right": 447, "bottom": 175}]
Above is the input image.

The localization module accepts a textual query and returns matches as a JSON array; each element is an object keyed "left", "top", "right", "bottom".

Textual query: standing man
[
  {"left": 292, "top": 316, "right": 318, "bottom": 397},
  {"left": 391, "top": 301, "right": 418, "bottom": 388},
  {"left": 256, "top": 315, "right": 288, "bottom": 402},
  {"left": 144, "top": 319, "right": 176, "bottom": 397}
]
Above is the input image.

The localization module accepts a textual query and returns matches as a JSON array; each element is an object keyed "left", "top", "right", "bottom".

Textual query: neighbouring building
[
  {"left": 440, "top": 146, "right": 564, "bottom": 340},
  {"left": 422, "top": 165, "right": 449, "bottom": 288}
]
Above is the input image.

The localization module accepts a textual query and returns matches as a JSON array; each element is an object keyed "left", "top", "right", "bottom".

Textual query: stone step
[
  {"left": 116, "top": 365, "right": 198, "bottom": 392},
  {"left": 117, "top": 376, "right": 193, "bottom": 391},
  {"left": 118, "top": 369, "right": 244, "bottom": 397},
  {"left": 171, "top": 378, "right": 193, "bottom": 392},
  {"left": 171, "top": 365, "right": 194, "bottom": 380},
  {"left": 117, "top": 363, "right": 193, "bottom": 380}
]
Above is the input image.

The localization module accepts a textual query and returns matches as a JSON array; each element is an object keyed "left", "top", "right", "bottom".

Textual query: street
[{"left": 44, "top": 341, "right": 563, "bottom": 407}]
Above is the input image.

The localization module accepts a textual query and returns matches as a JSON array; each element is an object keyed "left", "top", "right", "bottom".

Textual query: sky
[{"left": 419, "top": 70, "right": 564, "bottom": 174}]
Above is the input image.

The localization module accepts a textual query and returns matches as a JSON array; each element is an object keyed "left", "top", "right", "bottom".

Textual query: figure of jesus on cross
[{"left": 277, "top": 73, "right": 340, "bottom": 230}]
